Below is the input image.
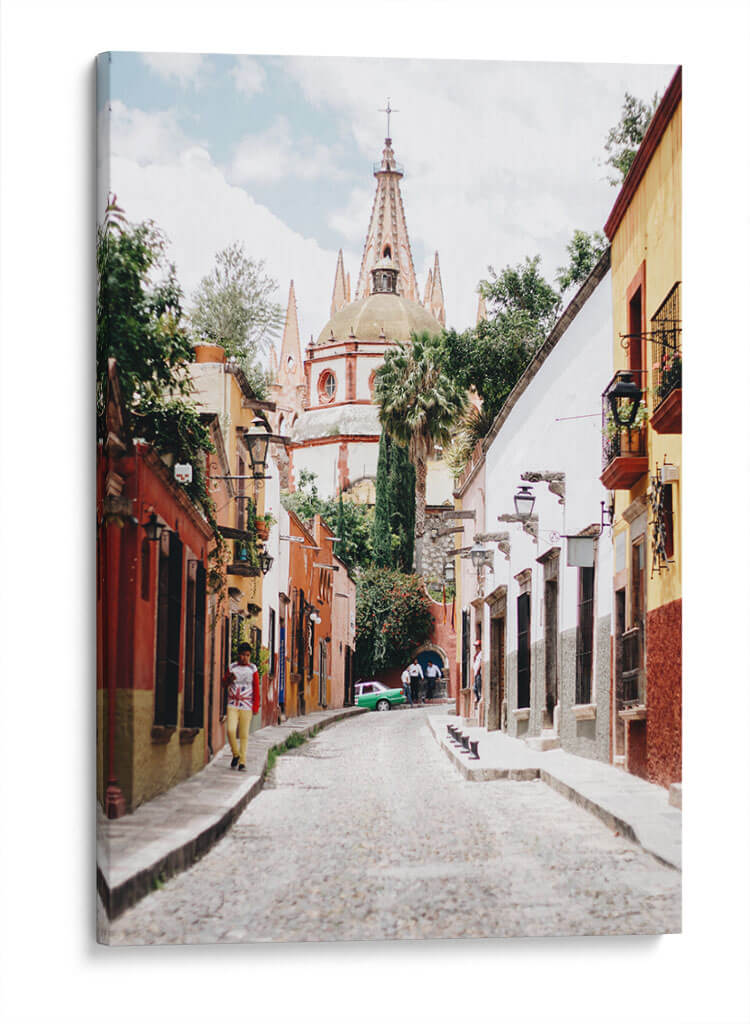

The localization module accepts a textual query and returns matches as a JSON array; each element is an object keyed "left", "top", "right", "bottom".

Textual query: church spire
[
  {"left": 278, "top": 280, "right": 303, "bottom": 385},
  {"left": 355, "top": 134, "right": 420, "bottom": 305},
  {"left": 476, "top": 292, "right": 487, "bottom": 324},
  {"left": 331, "top": 249, "right": 348, "bottom": 316},
  {"left": 425, "top": 251, "right": 446, "bottom": 326}
]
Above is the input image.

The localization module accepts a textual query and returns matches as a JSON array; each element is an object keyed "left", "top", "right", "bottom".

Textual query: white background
[{"left": 1, "top": 2, "right": 748, "bottom": 1022}]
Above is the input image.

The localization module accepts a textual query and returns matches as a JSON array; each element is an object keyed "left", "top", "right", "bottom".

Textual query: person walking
[
  {"left": 425, "top": 659, "right": 441, "bottom": 701},
  {"left": 407, "top": 659, "right": 424, "bottom": 704},
  {"left": 400, "top": 666, "right": 413, "bottom": 708},
  {"left": 472, "top": 639, "right": 483, "bottom": 711},
  {"left": 222, "top": 642, "right": 260, "bottom": 771}
]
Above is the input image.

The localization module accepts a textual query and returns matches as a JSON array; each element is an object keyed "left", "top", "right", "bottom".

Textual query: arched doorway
[{"left": 414, "top": 645, "right": 448, "bottom": 699}]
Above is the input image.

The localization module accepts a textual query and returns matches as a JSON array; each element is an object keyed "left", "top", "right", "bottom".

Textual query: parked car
[{"left": 354, "top": 680, "right": 406, "bottom": 711}]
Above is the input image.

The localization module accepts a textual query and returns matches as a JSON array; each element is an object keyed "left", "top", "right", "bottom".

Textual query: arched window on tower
[{"left": 383, "top": 245, "right": 392, "bottom": 258}]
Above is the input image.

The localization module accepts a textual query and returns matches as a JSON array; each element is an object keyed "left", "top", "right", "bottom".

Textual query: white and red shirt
[{"left": 227, "top": 662, "right": 259, "bottom": 712}]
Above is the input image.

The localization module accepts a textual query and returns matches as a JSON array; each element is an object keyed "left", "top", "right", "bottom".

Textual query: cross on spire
[{"left": 378, "top": 97, "right": 399, "bottom": 139}]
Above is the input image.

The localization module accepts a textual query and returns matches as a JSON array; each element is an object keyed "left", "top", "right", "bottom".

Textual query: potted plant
[
  {"left": 254, "top": 511, "right": 276, "bottom": 541},
  {"left": 603, "top": 399, "right": 648, "bottom": 458}
]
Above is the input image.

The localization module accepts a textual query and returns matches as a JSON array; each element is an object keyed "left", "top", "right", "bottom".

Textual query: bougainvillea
[{"left": 354, "top": 567, "right": 434, "bottom": 679}]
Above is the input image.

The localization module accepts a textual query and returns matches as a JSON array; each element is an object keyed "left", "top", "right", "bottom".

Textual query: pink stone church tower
[{"left": 269, "top": 132, "right": 452, "bottom": 504}]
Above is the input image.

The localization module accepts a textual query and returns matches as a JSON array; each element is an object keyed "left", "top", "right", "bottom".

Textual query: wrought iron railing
[
  {"left": 601, "top": 369, "right": 648, "bottom": 469},
  {"left": 621, "top": 626, "right": 643, "bottom": 703},
  {"left": 651, "top": 283, "right": 682, "bottom": 409}
]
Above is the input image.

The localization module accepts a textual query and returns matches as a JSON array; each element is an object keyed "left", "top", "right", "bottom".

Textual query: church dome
[{"left": 316, "top": 292, "right": 443, "bottom": 346}]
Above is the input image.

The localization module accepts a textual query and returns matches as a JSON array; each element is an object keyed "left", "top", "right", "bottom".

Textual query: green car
[{"left": 355, "top": 681, "right": 407, "bottom": 711}]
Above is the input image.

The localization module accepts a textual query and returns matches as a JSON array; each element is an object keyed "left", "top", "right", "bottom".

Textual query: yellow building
[
  {"left": 602, "top": 67, "right": 682, "bottom": 788},
  {"left": 190, "top": 344, "right": 270, "bottom": 734}
]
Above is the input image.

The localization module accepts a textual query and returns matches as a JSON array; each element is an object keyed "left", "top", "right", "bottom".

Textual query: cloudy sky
[{"left": 98, "top": 52, "right": 675, "bottom": 350}]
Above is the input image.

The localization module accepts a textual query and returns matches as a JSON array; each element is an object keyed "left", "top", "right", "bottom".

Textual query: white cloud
[
  {"left": 226, "top": 115, "right": 345, "bottom": 185},
  {"left": 282, "top": 56, "right": 675, "bottom": 329},
  {"left": 141, "top": 52, "right": 210, "bottom": 90},
  {"left": 107, "top": 130, "right": 346, "bottom": 348},
  {"left": 231, "top": 56, "right": 266, "bottom": 98},
  {"left": 105, "top": 100, "right": 196, "bottom": 166}
]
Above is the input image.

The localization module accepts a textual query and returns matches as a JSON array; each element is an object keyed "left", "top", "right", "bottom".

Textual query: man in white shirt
[
  {"left": 222, "top": 642, "right": 260, "bottom": 771},
  {"left": 400, "top": 667, "right": 413, "bottom": 708},
  {"left": 407, "top": 659, "right": 424, "bottom": 704},
  {"left": 425, "top": 660, "right": 442, "bottom": 701}
]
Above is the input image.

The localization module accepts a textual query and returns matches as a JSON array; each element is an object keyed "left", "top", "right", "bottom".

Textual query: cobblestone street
[{"left": 109, "top": 709, "right": 681, "bottom": 945}]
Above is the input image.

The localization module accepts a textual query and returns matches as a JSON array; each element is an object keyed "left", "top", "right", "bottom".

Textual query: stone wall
[{"left": 422, "top": 510, "right": 458, "bottom": 580}]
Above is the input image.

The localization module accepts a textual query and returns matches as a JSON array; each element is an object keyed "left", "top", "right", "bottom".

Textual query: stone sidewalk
[
  {"left": 97, "top": 707, "right": 365, "bottom": 919},
  {"left": 427, "top": 714, "right": 682, "bottom": 871}
]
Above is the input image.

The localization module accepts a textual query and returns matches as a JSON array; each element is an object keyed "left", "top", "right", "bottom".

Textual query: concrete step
[{"left": 525, "top": 733, "right": 561, "bottom": 752}]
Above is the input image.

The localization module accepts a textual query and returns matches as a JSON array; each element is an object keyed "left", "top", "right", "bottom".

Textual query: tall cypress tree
[
  {"left": 372, "top": 431, "right": 393, "bottom": 567},
  {"left": 388, "top": 441, "right": 415, "bottom": 571}
]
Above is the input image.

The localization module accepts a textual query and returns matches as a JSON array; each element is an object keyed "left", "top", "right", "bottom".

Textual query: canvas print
[{"left": 96, "top": 53, "right": 682, "bottom": 944}]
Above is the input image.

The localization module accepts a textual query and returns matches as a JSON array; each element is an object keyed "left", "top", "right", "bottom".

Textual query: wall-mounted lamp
[
  {"left": 143, "top": 512, "right": 164, "bottom": 543},
  {"left": 259, "top": 549, "right": 274, "bottom": 575},
  {"left": 245, "top": 420, "right": 271, "bottom": 479},
  {"left": 443, "top": 560, "right": 456, "bottom": 584},
  {"left": 513, "top": 485, "right": 536, "bottom": 520},
  {"left": 469, "top": 542, "right": 494, "bottom": 569},
  {"left": 606, "top": 371, "right": 643, "bottom": 428}
]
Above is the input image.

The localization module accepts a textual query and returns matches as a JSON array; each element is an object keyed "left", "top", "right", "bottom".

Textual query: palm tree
[{"left": 374, "top": 331, "right": 467, "bottom": 575}]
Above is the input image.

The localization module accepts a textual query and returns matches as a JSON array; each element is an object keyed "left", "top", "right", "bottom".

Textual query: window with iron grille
[
  {"left": 154, "top": 532, "right": 183, "bottom": 727},
  {"left": 651, "top": 282, "right": 681, "bottom": 408},
  {"left": 575, "top": 567, "right": 595, "bottom": 705},
  {"left": 516, "top": 593, "right": 531, "bottom": 709},
  {"left": 184, "top": 562, "right": 206, "bottom": 728}
]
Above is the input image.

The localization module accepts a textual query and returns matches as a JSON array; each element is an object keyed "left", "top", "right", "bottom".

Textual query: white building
[{"left": 456, "top": 251, "right": 614, "bottom": 762}]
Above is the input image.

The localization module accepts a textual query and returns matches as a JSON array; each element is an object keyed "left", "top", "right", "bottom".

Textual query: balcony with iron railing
[
  {"left": 600, "top": 369, "right": 649, "bottom": 490},
  {"left": 650, "top": 283, "right": 682, "bottom": 434}
]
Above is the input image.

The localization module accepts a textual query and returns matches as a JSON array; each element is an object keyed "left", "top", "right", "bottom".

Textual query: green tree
[
  {"left": 555, "top": 229, "right": 608, "bottom": 294},
  {"left": 354, "top": 568, "right": 434, "bottom": 678},
  {"left": 387, "top": 439, "right": 415, "bottom": 572},
  {"left": 96, "top": 195, "right": 215, "bottom": 522},
  {"left": 372, "top": 432, "right": 393, "bottom": 567},
  {"left": 603, "top": 91, "right": 659, "bottom": 186},
  {"left": 189, "top": 242, "right": 284, "bottom": 397},
  {"left": 281, "top": 470, "right": 374, "bottom": 572},
  {"left": 437, "top": 256, "right": 561, "bottom": 470},
  {"left": 372, "top": 433, "right": 416, "bottom": 571},
  {"left": 374, "top": 331, "right": 467, "bottom": 575}
]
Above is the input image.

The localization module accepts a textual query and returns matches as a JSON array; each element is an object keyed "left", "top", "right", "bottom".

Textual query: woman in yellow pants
[{"left": 222, "top": 642, "right": 260, "bottom": 770}]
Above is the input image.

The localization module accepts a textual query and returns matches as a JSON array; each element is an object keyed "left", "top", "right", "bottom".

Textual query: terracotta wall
[{"left": 646, "top": 598, "right": 682, "bottom": 787}]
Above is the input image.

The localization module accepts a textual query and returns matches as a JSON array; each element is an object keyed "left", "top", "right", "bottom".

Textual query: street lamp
[
  {"left": 607, "top": 371, "right": 643, "bottom": 428},
  {"left": 469, "top": 542, "right": 493, "bottom": 569},
  {"left": 513, "top": 485, "right": 536, "bottom": 520},
  {"left": 259, "top": 548, "right": 274, "bottom": 575},
  {"left": 245, "top": 420, "right": 271, "bottom": 479},
  {"left": 443, "top": 560, "right": 455, "bottom": 584},
  {"left": 143, "top": 512, "right": 164, "bottom": 543}
]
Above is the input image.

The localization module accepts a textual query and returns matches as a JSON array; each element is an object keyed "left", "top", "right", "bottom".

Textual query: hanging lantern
[
  {"left": 259, "top": 549, "right": 274, "bottom": 575},
  {"left": 143, "top": 512, "right": 164, "bottom": 543},
  {"left": 513, "top": 485, "right": 536, "bottom": 520},
  {"left": 444, "top": 560, "right": 456, "bottom": 584},
  {"left": 607, "top": 371, "right": 643, "bottom": 428}
]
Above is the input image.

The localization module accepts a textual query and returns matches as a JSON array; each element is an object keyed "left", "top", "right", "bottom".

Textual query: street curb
[
  {"left": 427, "top": 716, "right": 680, "bottom": 871},
  {"left": 98, "top": 708, "right": 365, "bottom": 921}
]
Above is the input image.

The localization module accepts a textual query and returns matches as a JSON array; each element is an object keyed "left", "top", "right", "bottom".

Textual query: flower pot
[{"left": 255, "top": 520, "right": 270, "bottom": 540}]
